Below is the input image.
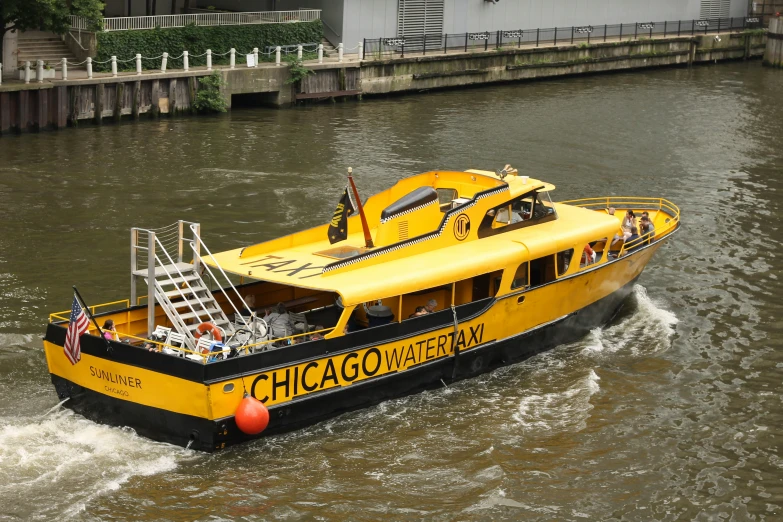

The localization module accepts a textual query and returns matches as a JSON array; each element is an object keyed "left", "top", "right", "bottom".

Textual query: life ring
[{"left": 194, "top": 322, "right": 223, "bottom": 344}]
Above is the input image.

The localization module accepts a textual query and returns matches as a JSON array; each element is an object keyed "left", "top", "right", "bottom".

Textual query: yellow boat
[{"left": 43, "top": 167, "right": 680, "bottom": 451}]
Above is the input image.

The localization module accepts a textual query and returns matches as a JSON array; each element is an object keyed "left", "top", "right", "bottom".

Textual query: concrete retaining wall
[{"left": 0, "top": 31, "right": 768, "bottom": 135}]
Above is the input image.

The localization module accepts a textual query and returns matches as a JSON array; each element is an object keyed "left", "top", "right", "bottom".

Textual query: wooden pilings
[
  {"left": 0, "top": 73, "right": 206, "bottom": 134},
  {"left": 0, "top": 86, "right": 70, "bottom": 135}
]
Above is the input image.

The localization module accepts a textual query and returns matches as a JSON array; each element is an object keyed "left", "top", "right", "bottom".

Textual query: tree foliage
[
  {"left": 70, "top": 0, "right": 105, "bottom": 31},
  {"left": 94, "top": 21, "right": 324, "bottom": 72},
  {"left": 0, "top": 0, "right": 104, "bottom": 64}
]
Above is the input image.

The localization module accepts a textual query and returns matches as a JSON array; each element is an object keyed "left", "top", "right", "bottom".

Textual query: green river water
[{"left": 0, "top": 61, "right": 781, "bottom": 521}]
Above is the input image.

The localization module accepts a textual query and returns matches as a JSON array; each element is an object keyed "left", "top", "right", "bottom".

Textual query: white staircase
[
  {"left": 17, "top": 31, "right": 84, "bottom": 69},
  {"left": 131, "top": 221, "right": 250, "bottom": 351}
]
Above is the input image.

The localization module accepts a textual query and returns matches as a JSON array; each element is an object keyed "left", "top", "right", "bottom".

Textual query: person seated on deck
[
  {"left": 625, "top": 226, "right": 641, "bottom": 252},
  {"left": 409, "top": 306, "right": 428, "bottom": 318},
  {"left": 639, "top": 216, "right": 655, "bottom": 242},
  {"left": 240, "top": 295, "right": 256, "bottom": 316},
  {"left": 612, "top": 225, "right": 633, "bottom": 247},
  {"left": 265, "top": 303, "right": 296, "bottom": 343},
  {"left": 622, "top": 210, "right": 637, "bottom": 230},
  {"left": 102, "top": 320, "right": 118, "bottom": 342},
  {"left": 424, "top": 299, "right": 438, "bottom": 314}
]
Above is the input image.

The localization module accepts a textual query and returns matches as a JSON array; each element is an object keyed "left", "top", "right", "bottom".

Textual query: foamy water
[
  {"left": 0, "top": 405, "right": 182, "bottom": 520},
  {"left": 512, "top": 285, "right": 679, "bottom": 437},
  {"left": 581, "top": 285, "right": 679, "bottom": 356}
]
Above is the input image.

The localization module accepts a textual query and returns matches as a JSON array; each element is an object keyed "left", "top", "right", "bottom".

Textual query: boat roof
[{"left": 205, "top": 169, "right": 619, "bottom": 306}]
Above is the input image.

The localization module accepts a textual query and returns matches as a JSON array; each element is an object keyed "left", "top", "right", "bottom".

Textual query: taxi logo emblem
[{"left": 454, "top": 214, "right": 470, "bottom": 241}]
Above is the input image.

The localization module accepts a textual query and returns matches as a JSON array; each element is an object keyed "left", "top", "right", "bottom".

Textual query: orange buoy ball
[{"left": 235, "top": 393, "right": 269, "bottom": 435}]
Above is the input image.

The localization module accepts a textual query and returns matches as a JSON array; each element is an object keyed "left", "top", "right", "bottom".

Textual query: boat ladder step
[
  {"left": 178, "top": 308, "right": 224, "bottom": 321},
  {"left": 155, "top": 273, "right": 201, "bottom": 286},
  {"left": 186, "top": 319, "right": 230, "bottom": 330},
  {"left": 170, "top": 297, "right": 214, "bottom": 309},
  {"left": 163, "top": 285, "right": 208, "bottom": 298},
  {"left": 132, "top": 262, "right": 194, "bottom": 278}
]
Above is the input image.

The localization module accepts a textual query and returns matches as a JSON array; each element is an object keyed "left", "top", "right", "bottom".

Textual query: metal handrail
[
  {"left": 49, "top": 299, "right": 130, "bottom": 323},
  {"left": 363, "top": 16, "right": 764, "bottom": 58},
  {"left": 152, "top": 242, "right": 220, "bottom": 329},
  {"left": 67, "top": 30, "right": 89, "bottom": 51},
  {"left": 188, "top": 224, "right": 251, "bottom": 327},
  {"left": 560, "top": 196, "right": 680, "bottom": 258}
]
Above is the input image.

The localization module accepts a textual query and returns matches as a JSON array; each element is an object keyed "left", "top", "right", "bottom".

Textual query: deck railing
[
  {"left": 560, "top": 197, "right": 681, "bottom": 257},
  {"left": 69, "top": 9, "right": 321, "bottom": 32},
  {"left": 48, "top": 297, "right": 336, "bottom": 363}
]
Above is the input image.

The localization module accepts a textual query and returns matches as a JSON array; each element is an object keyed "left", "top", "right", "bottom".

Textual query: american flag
[{"left": 64, "top": 296, "right": 90, "bottom": 365}]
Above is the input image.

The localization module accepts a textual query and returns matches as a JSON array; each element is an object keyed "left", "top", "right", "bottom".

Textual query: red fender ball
[{"left": 235, "top": 393, "right": 269, "bottom": 435}]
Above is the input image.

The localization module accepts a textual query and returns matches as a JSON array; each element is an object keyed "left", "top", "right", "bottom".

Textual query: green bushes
[
  {"left": 94, "top": 21, "right": 323, "bottom": 72},
  {"left": 193, "top": 72, "right": 227, "bottom": 113}
]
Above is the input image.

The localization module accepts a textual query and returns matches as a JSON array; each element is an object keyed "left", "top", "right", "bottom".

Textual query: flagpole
[
  {"left": 347, "top": 167, "right": 374, "bottom": 249},
  {"left": 73, "top": 285, "right": 112, "bottom": 350}
]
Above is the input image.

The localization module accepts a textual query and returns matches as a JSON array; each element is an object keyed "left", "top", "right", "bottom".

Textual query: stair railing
[
  {"left": 188, "top": 224, "right": 252, "bottom": 329},
  {"left": 131, "top": 223, "right": 223, "bottom": 347},
  {"left": 152, "top": 237, "right": 222, "bottom": 327}
]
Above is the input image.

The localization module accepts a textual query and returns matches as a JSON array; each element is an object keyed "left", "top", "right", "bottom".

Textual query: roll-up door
[
  {"left": 397, "top": 0, "right": 445, "bottom": 50},
  {"left": 699, "top": 0, "right": 731, "bottom": 18}
]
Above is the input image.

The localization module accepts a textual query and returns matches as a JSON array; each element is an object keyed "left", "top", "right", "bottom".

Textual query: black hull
[{"left": 52, "top": 275, "right": 639, "bottom": 452}]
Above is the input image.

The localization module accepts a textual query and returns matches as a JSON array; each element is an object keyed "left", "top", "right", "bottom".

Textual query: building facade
[
  {"left": 97, "top": 0, "right": 753, "bottom": 50},
  {"left": 317, "top": 0, "right": 750, "bottom": 49}
]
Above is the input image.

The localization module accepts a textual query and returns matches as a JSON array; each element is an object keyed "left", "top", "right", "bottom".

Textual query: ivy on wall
[{"left": 94, "top": 21, "right": 323, "bottom": 72}]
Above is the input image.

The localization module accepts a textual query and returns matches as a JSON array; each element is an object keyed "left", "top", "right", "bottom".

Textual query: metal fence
[
  {"left": 69, "top": 9, "right": 321, "bottom": 32},
  {"left": 363, "top": 17, "right": 765, "bottom": 59}
]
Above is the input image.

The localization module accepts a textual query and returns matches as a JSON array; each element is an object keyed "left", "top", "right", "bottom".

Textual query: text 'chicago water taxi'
[{"left": 43, "top": 167, "right": 680, "bottom": 451}]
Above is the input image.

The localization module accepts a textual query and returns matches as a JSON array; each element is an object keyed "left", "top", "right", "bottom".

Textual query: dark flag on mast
[{"left": 328, "top": 188, "right": 356, "bottom": 244}]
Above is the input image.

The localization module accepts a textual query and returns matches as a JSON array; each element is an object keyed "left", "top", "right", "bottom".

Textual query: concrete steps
[{"left": 17, "top": 34, "right": 84, "bottom": 69}]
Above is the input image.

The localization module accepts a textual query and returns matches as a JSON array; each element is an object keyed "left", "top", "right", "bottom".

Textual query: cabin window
[
  {"left": 398, "top": 284, "right": 453, "bottom": 320},
  {"left": 529, "top": 256, "right": 556, "bottom": 288},
  {"left": 437, "top": 188, "right": 458, "bottom": 212},
  {"left": 533, "top": 191, "right": 557, "bottom": 219},
  {"left": 493, "top": 205, "right": 512, "bottom": 227},
  {"left": 511, "top": 262, "right": 529, "bottom": 290},
  {"left": 511, "top": 196, "right": 534, "bottom": 222},
  {"left": 478, "top": 190, "right": 558, "bottom": 237},
  {"left": 580, "top": 239, "right": 606, "bottom": 268},
  {"left": 556, "top": 249, "right": 574, "bottom": 277}
]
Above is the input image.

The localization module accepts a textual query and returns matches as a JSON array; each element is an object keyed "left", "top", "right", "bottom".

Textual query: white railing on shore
[
  {"left": 69, "top": 15, "right": 91, "bottom": 31},
  {"left": 70, "top": 10, "right": 321, "bottom": 32}
]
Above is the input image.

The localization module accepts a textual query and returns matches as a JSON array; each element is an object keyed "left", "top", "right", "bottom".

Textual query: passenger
[
  {"left": 607, "top": 207, "right": 616, "bottom": 216},
  {"left": 622, "top": 210, "right": 636, "bottom": 230},
  {"left": 424, "top": 299, "right": 438, "bottom": 314},
  {"left": 241, "top": 294, "right": 256, "bottom": 316},
  {"left": 625, "top": 226, "right": 641, "bottom": 252},
  {"left": 582, "top": 244, "right": 596, "bottom": 266},
  {"left": 409, "top": 306, "right": 427, "bottom": 318},
  {"left": 102, "top": 320, "right": 118, "bottom": 341},
  {"left": 640, "top": 216, "right": 655, "bottom": 240},
  {"left": 265, "top": 303, "right": 296, "bottom": 341}
]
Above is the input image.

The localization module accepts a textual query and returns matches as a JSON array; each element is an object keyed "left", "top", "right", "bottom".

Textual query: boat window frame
[
  {"left": 510, "top": 262, "right": 530, "bottom": 290},
  {"left": 529, "top": 255, "right": 557, "bottom": 289},
  {"left": 556, "top": 248, "right": 575, "bottom": 277},
  {"left": 477, "top": 190, "right": 558, "bottom": 238},
  {"left": 579, "top": 238, "right": 607, "bottom": 269}
]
